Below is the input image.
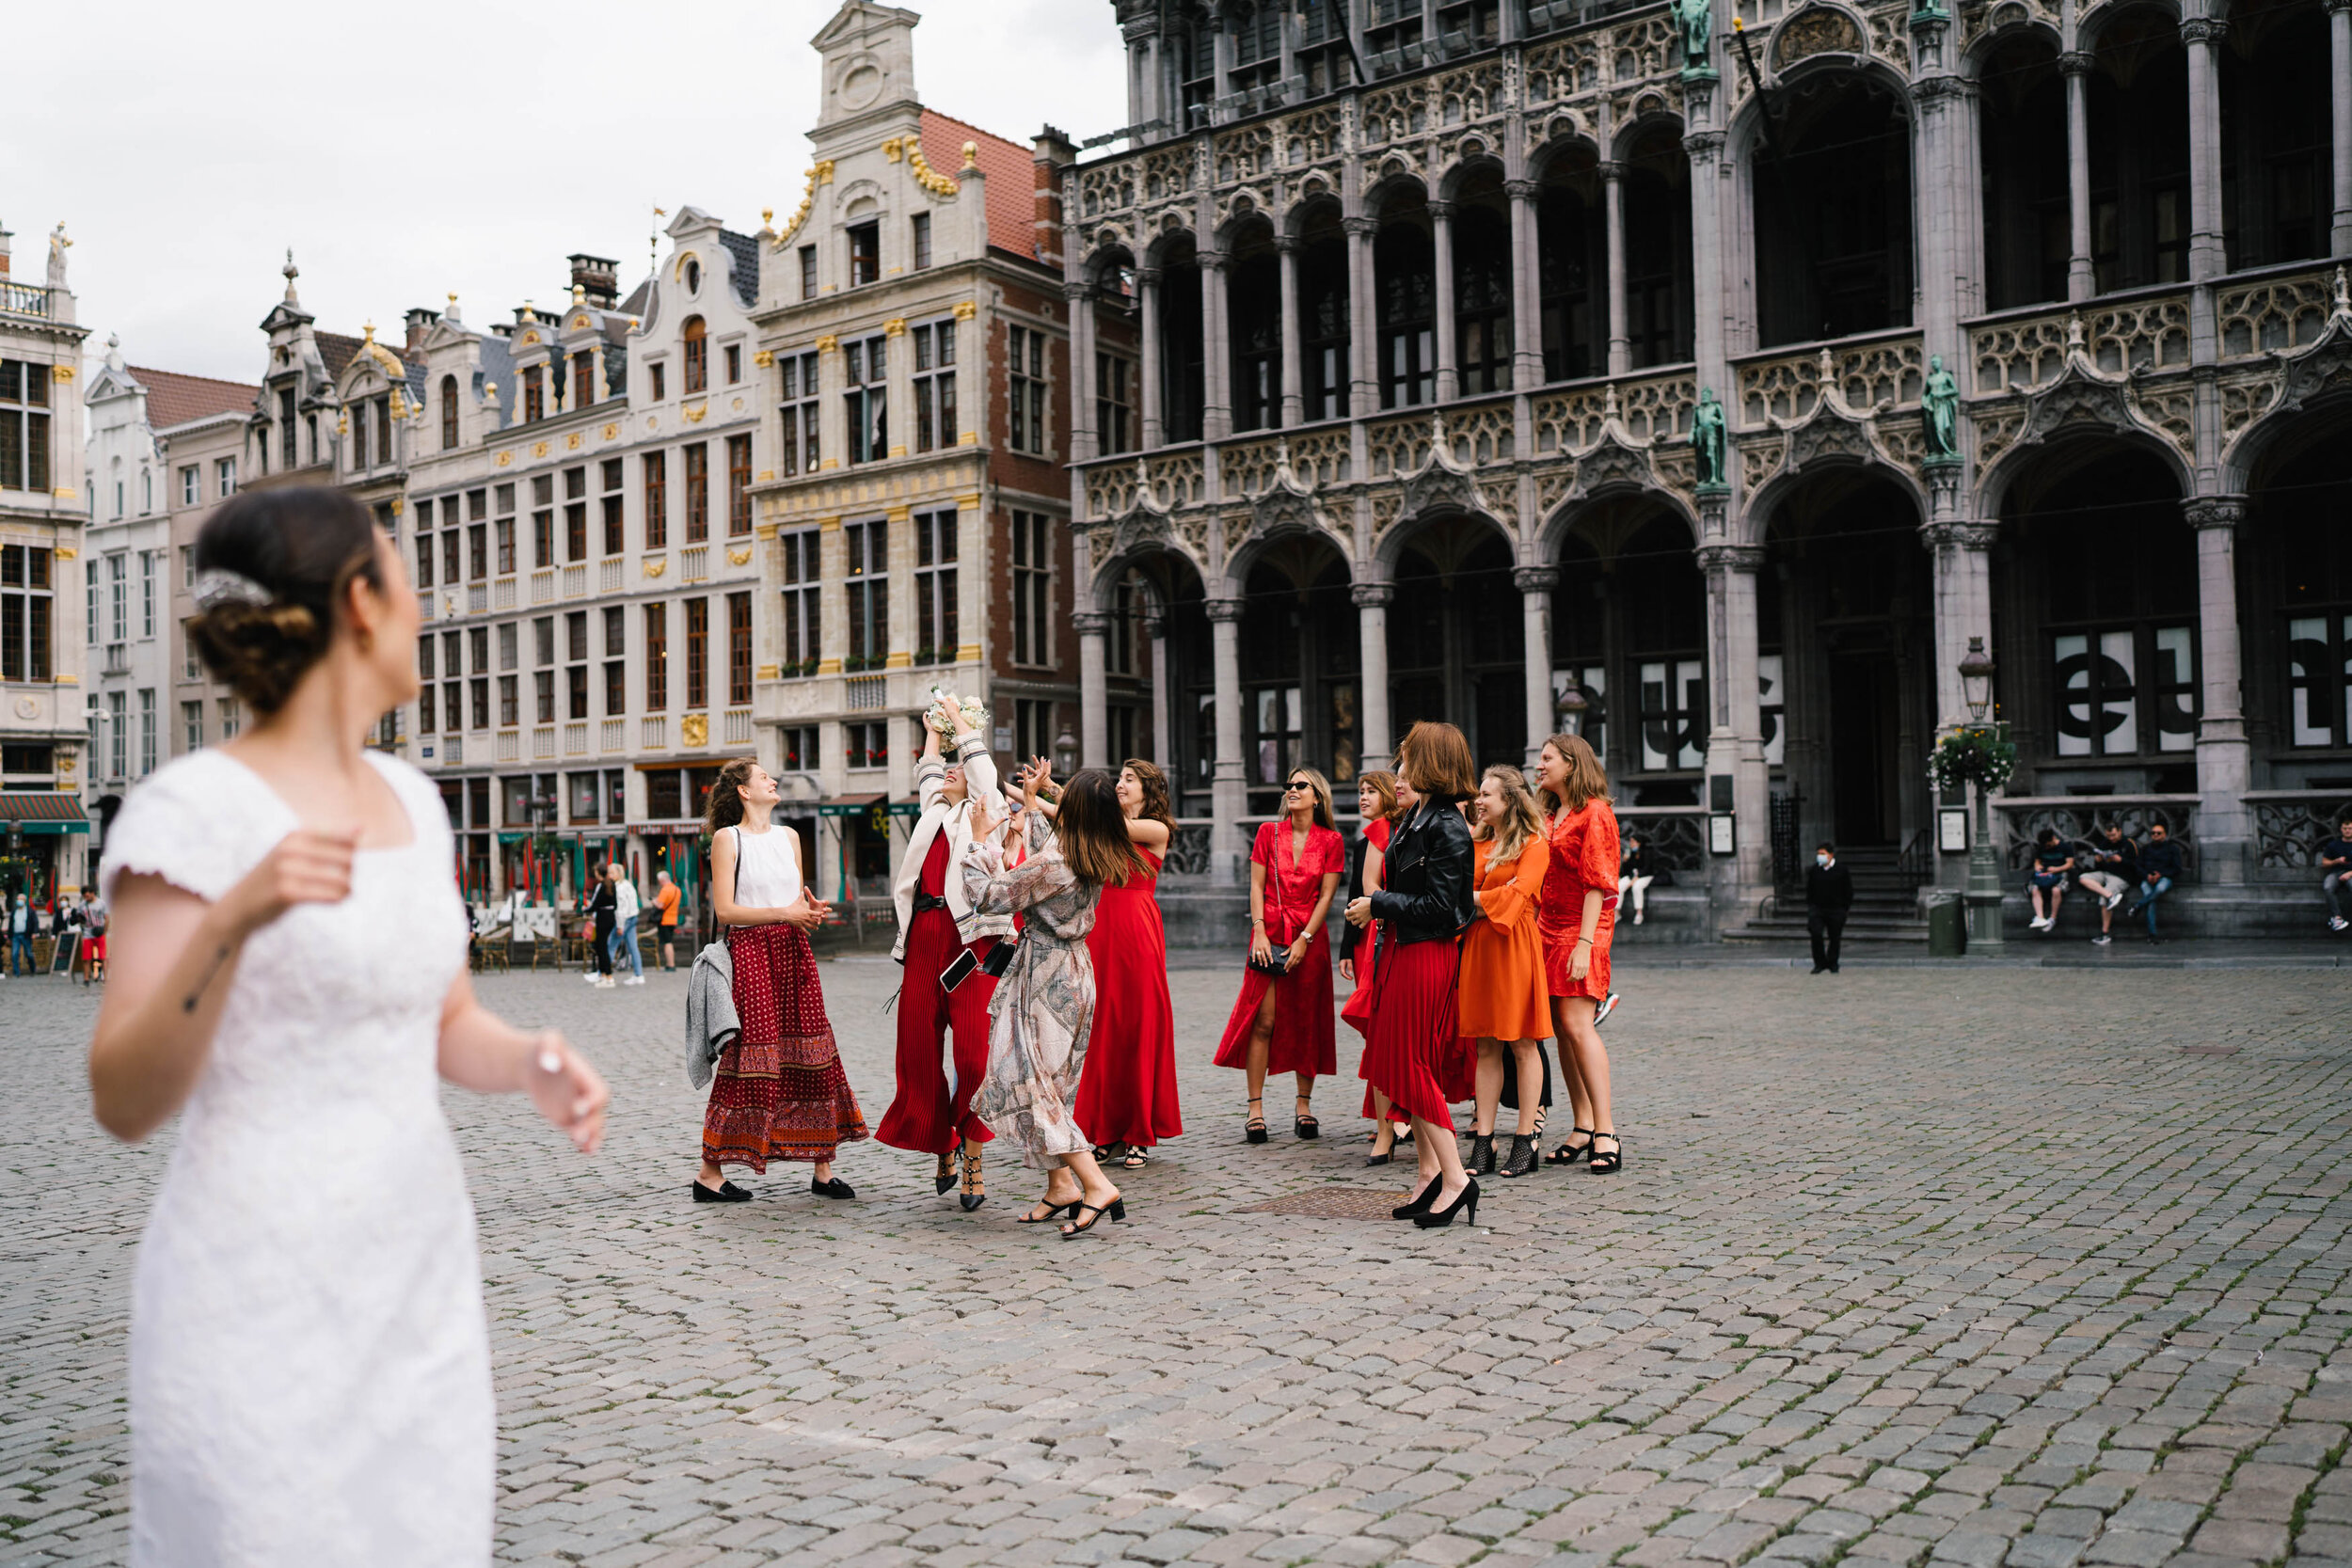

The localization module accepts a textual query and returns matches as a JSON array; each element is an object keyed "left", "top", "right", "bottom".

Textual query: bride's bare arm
[{"left": 89, "top": 827, "right": 359, "bottom": 1142}]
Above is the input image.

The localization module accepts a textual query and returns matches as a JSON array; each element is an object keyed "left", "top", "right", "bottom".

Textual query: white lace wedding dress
[{"left": 99, "top": 749, "right": 492, "bottom": 1566}]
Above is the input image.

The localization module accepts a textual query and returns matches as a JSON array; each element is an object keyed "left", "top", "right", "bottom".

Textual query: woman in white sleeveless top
[
  {"left": 692, "top": 757, "right": 867, "bottom": 1201},
  {"left": 87, "top": 487, "right": 609, "bottom": 1567}
]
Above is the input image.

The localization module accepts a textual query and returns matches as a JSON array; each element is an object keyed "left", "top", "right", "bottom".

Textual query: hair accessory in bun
[{"left": 193, "top": 568, "right": 273, "bottom": 611}]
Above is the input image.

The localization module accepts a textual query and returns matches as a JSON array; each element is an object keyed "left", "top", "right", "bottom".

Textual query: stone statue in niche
[
  {"left": 1922, "top": 355, "right": 1961, "bottom": 461},
  {"left": 1692, "top": 387, "right": 1729, "bottom": 489},
  {"left": 1676, "top": 0, "right": 1715, "bottom": 73}
]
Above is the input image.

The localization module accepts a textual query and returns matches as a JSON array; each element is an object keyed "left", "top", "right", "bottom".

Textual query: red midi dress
[
  {"left": 1537, "top": 799, "right": 1620, "bottom": 1004},
  {"left": 1359, "top": 933, "right": 1460, "bottom": 1132},
  {"left": 1340, "top": 816, "right": 1392, "bottom": 1039},
  {"left": 1073, "top": 848, "right": 1185, "bottom": 1149},
  {"left": 876, "top": 832, "right": 998, "bottom": 1154},
  {"left": 1214, "top": 820, "right": 1346, "bottom": 1079}
]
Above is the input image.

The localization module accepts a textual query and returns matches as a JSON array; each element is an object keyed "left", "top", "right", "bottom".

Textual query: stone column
[
  {"left": 1344, "top": 216, "right": 1379, "bottom": 418},
  {"left": 1506, "top": 178, "right": 1544, "bottom": 390},
  {"left": 1697, "top": 541, "right": 1772, "bottom": 920},
  {"left": 1075, "top": 610, "right": 1110, "bottom": 768},
  {"left": 2331, "top": 0, "right": 2352, "bottom": 254},
  {"left": 1277, "top": 233, "right": 1304, "bottom": 427},
  {"left": 2185, "top": 498, "right": 2250, "bottom": 883},
  {"left": 2062, "top": 52, "right": 2097, "bottom": 302},
  {"left": 1924, "top": 521, "right": 1997, "bottom": 733},
  {"left": 1201, "top": 249, "right": 1232, "bottom": 441},
  {"left": 1601, "top": 161, "right": 1632, "bottom": 376},
  {"left": 1206, "top": 596, "right": 1248, "bottom": 883},
  {"left": 1515, "top": 565, "right": 1556, "bottom": 768},
  {"left": 2183, "top": 17, "right": 2229, "bottom": 281},
  {"left": 1682, "top": 130, "right": 1728, "bottom": 401},
  {"left": 1353, "top": 581, "right": 1394, "bottom": 775},
  {"left": 1067, "top": 283, "right": 1099, "bottom": 461},
  {"left": 1147, "top": 610, "right": 1172, "bottom": 768},
  {"left": 1429, "top": 200, "right": 1459, "bottom": 404},
  {"left": 1137, "top": 266, "right": 1165, "bottom": 448}
]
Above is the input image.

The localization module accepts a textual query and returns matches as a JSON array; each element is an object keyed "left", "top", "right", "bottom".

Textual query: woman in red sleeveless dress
[
  {"left": 1215, "top": 768, "right": 1345, "bottom": 1143},
  {"left": 1073, "top": 760, "right": 1184, "bottom": 1166},
  {"left": 1534, "top": 733, "right": 1622, "bottom": 1174}
]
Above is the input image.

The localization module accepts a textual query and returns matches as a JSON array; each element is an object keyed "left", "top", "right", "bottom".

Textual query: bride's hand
[{"left": 524, "top": 1032, "right": 608, "bottom": 1154}]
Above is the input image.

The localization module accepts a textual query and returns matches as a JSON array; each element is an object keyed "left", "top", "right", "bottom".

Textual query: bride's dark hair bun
[{"left": 186, "top": 486, "right": 383, "bottom": 715}]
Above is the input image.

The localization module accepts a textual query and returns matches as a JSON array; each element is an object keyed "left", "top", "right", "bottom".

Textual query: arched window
[
  {"left": 439, "top": 374, "right": 458, "bottom": 450},
  {"left": 1753, "top": 74, "right": 1915, "bottom": 345},
  {"left": 682, "top": 316, "right": 707, "bottom": 394}
]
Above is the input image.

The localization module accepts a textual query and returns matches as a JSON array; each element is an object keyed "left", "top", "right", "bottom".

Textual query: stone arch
[
  {"left": 1434, "top": 144, "right": 1507, "bottom": 203},
  {"left": 2074, "top": 0, "right": 2183, "bottom": 55},
  {"left": 2221, "top": 339, "right": 2352, "bottom": 494},
  {"left": 1527, "top": 125, "right": 1603, "bottom": 182},
  {"left": 1960, "top": 5, "right": 2061, "bottom": 74},
  {"left": 1364, "top": 169, "right": 1431, "bottom": 222},
  {"left": 1220, "top": 502, "right": 1354, "bottom": 601},
  {"left": 1610, "top": 106, "right": 1687, "bottom": 162},
  {"left": 1979, "top": 418, "right": 2195, "bottom": 522},
  {"left": 1143, "top": 224, "right": 1200, "bottom": 270},
  {"left": 1539, "top": 484, "right": 1701, "bottom": 562},
  {"left": 1374, "top": 499, "right": 1518, "bottom": 575},
  {"left": 1745, "top": 441, "right": 1931, "bottom": 546}
]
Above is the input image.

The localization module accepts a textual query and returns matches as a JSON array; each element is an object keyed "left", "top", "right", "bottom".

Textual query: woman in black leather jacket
[{"left": 1345, "top": 721, "right": 1483, "bottom": 1228}]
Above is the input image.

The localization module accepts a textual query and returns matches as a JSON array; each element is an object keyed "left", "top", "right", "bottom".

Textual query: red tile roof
[
  {"left": 128, "top": 366, "right": 259, "bottom": 431},
  {"left": 920, "top": 108, "right": 1044, "bottom": 263}
]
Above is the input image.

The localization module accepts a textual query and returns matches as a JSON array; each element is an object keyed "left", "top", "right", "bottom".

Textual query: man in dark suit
[{"left": 1806, "top": 843, "right": 1854, "bottom": 974}]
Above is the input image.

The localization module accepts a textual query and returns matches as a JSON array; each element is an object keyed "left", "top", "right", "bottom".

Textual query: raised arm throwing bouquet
[{"left": 924, "top": 685, "right": 992, "bottom": 740}]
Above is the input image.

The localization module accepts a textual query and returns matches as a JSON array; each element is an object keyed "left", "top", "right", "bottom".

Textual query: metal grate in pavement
[{"left": 1236, "top": 1186, "right": 1416, "bottom": 1219}]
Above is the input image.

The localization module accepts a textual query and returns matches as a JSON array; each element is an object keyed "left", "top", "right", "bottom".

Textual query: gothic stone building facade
[{"left": 1055, "top": 0, "right": 2352, "bottom": 937}]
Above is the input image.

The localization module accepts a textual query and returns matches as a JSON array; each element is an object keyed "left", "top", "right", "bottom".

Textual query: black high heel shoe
[
  {"left": 1468, "top": 1132, "right": 1497, "bottom": 1176},
  {"left": 1392, "top": 1177, "right": 1442, "bottom": 1220},
  {"left": 1498, "top": 1133, "right": 1538, "bottom": 1179},
  {"left": 1415, "top": 1176, "right": 1480, "bottom": 1227},
  {"left": 933, "top": 1151, "right": 956, "bottom": 1196},
  {"left": 1365, "top": 1129, "right": 1396, "bottom": 1166},
  {"left": 1060, "top": 1196, "right": 1126, "bottom": 1238},
  {"left": 1294, "top": 1095, "right": 1320, "bottom": 1139},
  {"left": 1016, "top": 1196, "right": 1080, "bottom": 1224},
  {"left": 1545, "top": 1128, "right": 1595, "bottom": 1166},
  {"left": 1244, "top": 1098, "right": 1268, "bottom": 1145},
  {"left": 958, "top": 1145, "right": 986, "bottom": 1212},
  {"left": 1587, "top": 1132, "right": 1623, "bottom": 1175}
]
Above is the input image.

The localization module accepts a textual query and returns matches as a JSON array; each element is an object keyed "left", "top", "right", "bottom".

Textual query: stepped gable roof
[
  {"left": 919, "top": 108, "right": 1041, "bottom": 261},
  {"left": 128, "top": 367, "right": 260, "bottom": 430}
]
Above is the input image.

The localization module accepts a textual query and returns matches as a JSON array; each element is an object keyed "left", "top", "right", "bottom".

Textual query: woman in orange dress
[
  {"left": 1455, "top": 765, "right": 1553, "bottom": 1180},
  {"left": 1534, "top": 733, "right": 1622, "bottom": 1174},
  {"left": 1213, "top": 768, "right": 1344, "bottom": 1143}
]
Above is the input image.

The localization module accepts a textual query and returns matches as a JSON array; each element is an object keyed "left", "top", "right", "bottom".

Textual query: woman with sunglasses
[{"left": 1213, "top": 768, "right": 1345, "bottom": 1143}]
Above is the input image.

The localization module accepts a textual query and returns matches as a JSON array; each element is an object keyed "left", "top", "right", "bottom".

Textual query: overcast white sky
[{"left": 12, "top": 0, "right": 1127, "bottom": 385}]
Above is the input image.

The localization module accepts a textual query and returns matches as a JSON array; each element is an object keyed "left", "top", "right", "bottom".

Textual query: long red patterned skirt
[
  {"left": 703, "top": 922, "right": 867, "bottom": 1170},
  {"left": 1359, "top": 934, "right": 1460, "bottom": 1132}
]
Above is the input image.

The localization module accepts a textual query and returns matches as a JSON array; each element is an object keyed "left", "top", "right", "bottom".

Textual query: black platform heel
[
  {"left": 1588, "top": 1131, "right": 1623, "bottom": 1175},
  {"left": 1468, "top": 1132, "right": 1497, "bottom": 1176},
  {"left": 1546, "top": 1128, "right": 1594, "bottom": 1166},
  {"left": 1415, "top": 1176, "right": 1481, "bottom": 1227},
  {"left": 1245, "top": 1098, "right": 1268, "bottom": 1145},
  {"left": 1499, "top": 1133, "right": 1538, "bottom": 1179},
  {"left": 1392, "top": 1177, "right": 1442, "bottom": 1220}
]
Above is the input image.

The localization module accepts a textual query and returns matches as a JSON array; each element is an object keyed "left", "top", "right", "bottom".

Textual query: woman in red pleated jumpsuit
[
  {"left": 1341, "top": 770, "right": 1411, "bottom": 1163},
  {"left": 1073, "top": 759, "right": 1185, "bottom": 1166},
  {"left": 1214, "top": 768, "right": 1344, "bottom": 1144},
  {"left": 1534, "top": 732, "right": 1623, "bottom": 1175}
]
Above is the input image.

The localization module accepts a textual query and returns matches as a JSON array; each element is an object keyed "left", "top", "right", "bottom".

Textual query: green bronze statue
[
  {"left": 1692, "top": 387, "right": 1727, "bottom": 489},
  {"left": 1922, "top": 354, "right": 1960, "bottom": 461},
  {"left": 1677, "top": 0, "right": 1713, "bottom": 74}
]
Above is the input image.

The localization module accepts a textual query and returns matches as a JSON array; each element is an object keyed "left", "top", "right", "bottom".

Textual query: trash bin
[{"left": 1925, "top": 890, "right": 1966, "bottom": 958}]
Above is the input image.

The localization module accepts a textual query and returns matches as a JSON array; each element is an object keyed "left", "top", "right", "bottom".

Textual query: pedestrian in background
[
  {"left": 1617, "top": 832, "right": 1654, "bottom": 927},
  {"left": 2026, "top": 829, "right": 2074, "bottom": 935},
  {"left": 1806, "top": 843, "right": 1852, "bottom": 974},
  {"left": 8, "top": 894, "right": 29, "bottom": 976},
  {"left": 608, "top": 864, "right": 644, "bottom": 986},
  {"left": 583, "top": 870, "right": 616, "bottom": 990},
  {"left": 654, "top": 869, "right": 682, "bottom": 969},
  {"left": 2077, "top": 823, "right": 2137, "bottom": 946},
  {"left": 2125, "top": 820, "right": 2185, "bottom": 943}
]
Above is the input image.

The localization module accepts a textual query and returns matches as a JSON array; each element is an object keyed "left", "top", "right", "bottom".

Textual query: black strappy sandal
[
  {"left": 1588, "top": 1131, "right": 1623, "bottom": 1175},
  {"left": 958, "top": 1144, "right": 986, "bottom": 1212},
  {"left": 1120, "top": 1145, "right": 1150, "bottom": 1168},
  {"left": 1294, "top": 1096, "right": 1320, "bottom": 1139},
  {"left": 1245, "top": 1098, "right": 1268, "bottom": 1145},
  {"left": 1546, "top": 1127, "right": 1595, "bottom": 1166},
  {"left": 1017, "top": 1196, "right": 1081, "bottom": 1224},
  {"left": 933, "top": 1151, "right": 956, "bottom": 1196},
  {"left": 1059, "top": 1196, "right": 1127, "bottom": 1238}
]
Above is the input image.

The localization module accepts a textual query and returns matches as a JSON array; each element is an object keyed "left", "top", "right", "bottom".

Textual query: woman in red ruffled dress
[
  {"left": 1214, "top": 768, "right": 1344, "bottom": 1144},
  {"left": 1534, "top": 733, "right": 1622, "bottom": 1175},
  {"left": 1072, "top": 759, "right": 1184, "bottom": 1167}
]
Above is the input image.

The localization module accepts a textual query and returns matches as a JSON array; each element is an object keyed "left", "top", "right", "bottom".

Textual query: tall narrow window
[
  {"left": 1008, "top": 325, "right": 1048, "bottom": 454},
  {"left": 349, "top": 398, "right": 369, "bottom": 469},
  {"left": 215, "top": 456, "right": 236, "bottom": 497},
  {"left": 277, "top": 385, "right": 296, "bottom": 472},
  {"left": 564, "top": 466, "right": 587, "bottom": 563},
  {"left": 534, "top": 615, "right": 556, "bottom": 722},
  {"left": 724, "top": 343, "right": 742, "bottom": 385},
  {"left": 642, "top": 450, "right": 667, "bottom": 548},
  {"left": 109, "top": 552, "right": 127, "bottom": 642},
  {"left": 781, "top": 529, "right": 821, "bottom": 673},
  {"left": 682, "top": 317, "right": 707, "bottom": 394},
  {"left": 573, "top": 350, "right": 596, "bottom": 409},
  {"left": 1095, "top": 352, "right": 1135, "bottom": 454},
  {"left": 1010, "top": 511, "right": 1051, "bottom": 666},
  {"left": 911, "top": 213, "right": 932, "bottom": 270},
  {"left": 603, "top": 606, "right": 626, "bottom": 717},
  {"left": 531, "top": 474, "right": 554, "bottom": 569},
  {"left": 179, "top": 466, "right": 198, "bottom": 506},
  {"left": 914, "top": 510, "right": 959, "bottom": 664},
  {"left": 601, "top": 457, "right": 625, "bottom": 555},
  {"left": 140, "top": 552, "right": 155, "bottom": 637},
  {"left": 1377, "top": 221, "right": 1438, "bottom": 407},
  {"left": 844, "top": 336, "right": 887, "bottom": 464},
  {"left": 799, "top": 245, "right": 818, "bottom": 300},
  {"left": 726, "top": 435, "right": 753, "bottom": 536},
  {"left": 912, "top": 320, "right": 957, "bottom": 452},
  {"left": 848, "top": 222, "right": 881, "bottom": 286},
  {"left": 844, "top": 519, "right": 889, "bottom": 668},
  {"left": 565, "top": 610, "right": 589, "bottom": 721},
  {"left": 685, "top": 597, "right": 709, "bottom": 708},
  {"left": 727, "top": 591, "right": 753, "bottom": 705},
  {"left": 139, "top": 689, "right": 156, "bottom": 775},
  {"left": 779, "top": 352, "right": 821, "bottom": 475},
  {"left": 492, "top": 485, "right": 515, "bottom": 575},
  {"left": 522, "top": 364, "right": 545, "bottom": 422},
  {"left": 650, "top": 362, "right": 666, "bottom": 402},
  {"left": 440, "top": 374, "right": 459, "bottom": 449},
  {"left": 0, "top": 546, "right": 54, "bottom": 682},
  {"left": 683, "top": 443, "right": 708, "bottom": 542},
  {"left": 415, "top": 524, "right": 435, "bottom": 588},
  {"left": 373, "top": 397, "right": 393, "bottom": 464},
  {"left": 644, "top": 602, "right": 668, "bottom": 710}
]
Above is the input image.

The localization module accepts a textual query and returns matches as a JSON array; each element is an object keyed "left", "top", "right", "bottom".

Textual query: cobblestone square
[{"left": 4, "top": 958, "right": 2348, "bottom": 1568}]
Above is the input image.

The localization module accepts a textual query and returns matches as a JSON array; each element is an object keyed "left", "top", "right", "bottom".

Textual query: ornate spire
[{"left": 282, "top": 248, "right": 300, "bottom": 304}]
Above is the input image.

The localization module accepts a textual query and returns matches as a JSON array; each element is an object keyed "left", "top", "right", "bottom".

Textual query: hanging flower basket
[{"left": 1928, "top": 726, "right": 2015, "bottom": 794}]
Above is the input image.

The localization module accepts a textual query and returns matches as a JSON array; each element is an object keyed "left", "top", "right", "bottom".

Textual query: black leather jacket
[{"left": 1369, "top": 798, "right": 1476, "bottom": 945}]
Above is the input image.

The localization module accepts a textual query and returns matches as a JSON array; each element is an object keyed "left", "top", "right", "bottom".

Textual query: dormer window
[
  {"left": 683, "top": 317, "right": 708, "bottom": 395},
  {"left": 440, "top": 375, "right": 459, "bottom": 450},
  {"left": 522, "top": 365, "right": 545, "bottom": 423},
  {"left": 684, "top": 258, "right": 702, "bottom": 294},
  {"left": 572, "top": 350, "right": 596, "bottom": 409},
  {"left": 849, "top": 222, "right": 881, "bottom": 287}
]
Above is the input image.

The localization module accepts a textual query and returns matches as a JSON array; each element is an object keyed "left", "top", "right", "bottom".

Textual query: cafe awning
[
  {"left": 0, "top": 793, "right": 89, "bottom": 835},
  {"left": 817, "top": 794, "right": 919, "bottom": 819}
]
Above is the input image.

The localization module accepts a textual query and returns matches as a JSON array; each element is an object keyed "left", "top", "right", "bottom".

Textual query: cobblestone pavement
[{"left": 5, "top": 957, "right": 2350, "bottom": 1568}]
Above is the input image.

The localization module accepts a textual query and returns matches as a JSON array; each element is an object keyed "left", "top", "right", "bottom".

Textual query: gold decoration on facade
[
  {"left": 771, "top": 161, "right": 836, "bottom": 248},
  {"left": 532, "top": 441, "right": 549, "bottom": 457},
  {"left": 883, "top": 318, "right": 907, "bottom": 337},
  {"left": 683, "top": 404, "right": 707, "bottom": 424},
  {"left": 727, "top": 546, "right": 753, "bottom": 566},
  {"left": 753, "top": 349, "right": 774, "bottom": 368},
  {"left": 815, "top": 335, "right": 840, "bottom": 353},
  {"left": 961, "top": 141, "right": 977, "bottom": 167},
  {"left": 603, "top": 422, "right": 619, "bottom": 439},
  {"left": 643, "top": 558, "right": 667, "bottom": 578},
  {"left": 882, "top": 136, "right": 906, "bottom": 163},
  {"left": 519, "top": 330, "right": 541, "bottom": 345},
  {"left": 51, "top": 365, "right": 73, "bottom": 382},
  {"left": 755, "top": 664, "right": 779, "bottom": 681},
  {"left": 680, "top": 714, "right": 709, "bottom": 747},
  {"left": 951, "top": 301, "right": 977, "bottom": 321},
  {"left": 357, "top": 322, "right": 405, "bottom": 379},
  {"left": 565, "top": 432, "right": 582, "bottom": 450},
  {"left": 54, "top": 544, "right": 75, "bottom": 557},
  {"left": 497, "top": 451, "right": 513, "bottom": 466},
  {"left": 907, "top": 140, "right": 961, "bottom": 198}
]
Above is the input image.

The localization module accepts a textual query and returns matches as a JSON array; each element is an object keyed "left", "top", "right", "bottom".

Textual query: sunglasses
[{"left": 1284, "top": 781, "right": 1312, "bottom": 793}]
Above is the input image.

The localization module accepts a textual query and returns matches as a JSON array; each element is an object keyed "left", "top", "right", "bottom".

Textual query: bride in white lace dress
[{"left": 87, "top": 488, "right": 609, "bottom": 1567}]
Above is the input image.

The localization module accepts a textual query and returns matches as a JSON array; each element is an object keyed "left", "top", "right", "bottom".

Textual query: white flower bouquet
[{"left": 924, "top": 686, "right": 992, "bottom": 739}]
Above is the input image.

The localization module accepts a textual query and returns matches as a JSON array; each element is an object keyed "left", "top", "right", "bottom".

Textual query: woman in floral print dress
[{"left": 962, "top": 767, "right": 1142, "bottom": 1238}]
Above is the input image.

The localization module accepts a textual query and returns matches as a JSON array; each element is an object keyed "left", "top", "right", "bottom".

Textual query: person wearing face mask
[
  {"left": 876, "top": 697, "right": 1010, "bottom": 1211},
  {"left": 1805, "top": 843, "right": 1853, "bottom": 974}
]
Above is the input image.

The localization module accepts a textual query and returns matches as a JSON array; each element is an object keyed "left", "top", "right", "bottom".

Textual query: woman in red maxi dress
[
  {"left": 1534, "top": 732, "right": 1623, "bottom": 1175},
  {"left": 1345, "top": 721, "right": 1482, "bottom": 1228},
  {"left": 877, "top": 701, "right": 1009, "bottom": 1210},
  {"left": 1214, "top": 768, "right": 1344, "bottom": 1143},
  {"left": 1073, "top": 759, "right": 1184, "bottom": 1166}
]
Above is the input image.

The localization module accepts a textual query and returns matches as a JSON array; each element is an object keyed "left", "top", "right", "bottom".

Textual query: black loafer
[
  {"left": 811, "top": 1176, "right": 856, "bottom": 1199},
  {"left": 691, "top": 1180, "right": 752, "bottom": 1202}
]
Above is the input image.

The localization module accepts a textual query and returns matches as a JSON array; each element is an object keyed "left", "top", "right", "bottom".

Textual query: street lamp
[
  {"left": 1555, "top": 680, "right": 1589, "bottom": 737},
  {"left": 1956, "top": 639, "right": 2004, "bottom": 952},
  {"left": 1053, "top": 723, "right": 1079, "bottom": 778}
]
